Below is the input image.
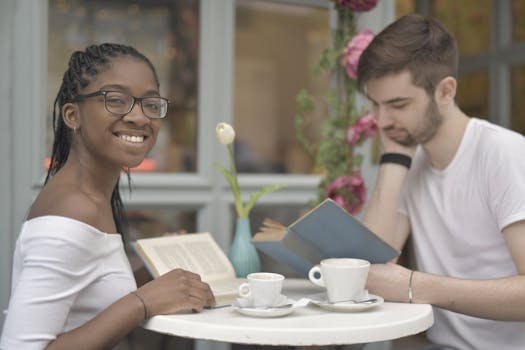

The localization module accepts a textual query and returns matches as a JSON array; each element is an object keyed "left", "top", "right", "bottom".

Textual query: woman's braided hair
[{"left": 47, "top": 43, "right": 159, "bottom": 235}]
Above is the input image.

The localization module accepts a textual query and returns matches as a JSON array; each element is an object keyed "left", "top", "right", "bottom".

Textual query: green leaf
[
  {"left": 214, "top": 163, "right": 235, "bottom": 189},
  {"left": 243, "top": 184, "right": 284, "bottom": 217},
  {"left": 296, "top": 89, "right": 314, "bottom": 111},
  {"left": 214, "top": 163, "right": 244, "bottom": 217},
  {"left": 324, "top": 90, "right": 339, "bottom": 111}
]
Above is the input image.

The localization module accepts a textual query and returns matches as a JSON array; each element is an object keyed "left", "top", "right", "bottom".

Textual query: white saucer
[
  {"left": 232, "top": 294, "right": 295, "bottom": 318},
  {"left": 307, "top": 292, "right": 384, "bottom": 312}
]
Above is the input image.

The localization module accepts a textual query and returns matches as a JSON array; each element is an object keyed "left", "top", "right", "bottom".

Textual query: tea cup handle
[
  {"left": 238, "top": 283, "right": 251, "bottom": 298},
  {"left": 308, "top": 265, "right": 325, "bottom": 287}
]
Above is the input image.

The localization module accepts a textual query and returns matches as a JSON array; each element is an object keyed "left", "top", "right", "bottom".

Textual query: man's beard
[{"left": 384, "top": 98, "right": 443, "bottom": 146}]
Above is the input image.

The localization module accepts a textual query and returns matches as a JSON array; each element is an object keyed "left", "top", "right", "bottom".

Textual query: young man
[{"left": 358, "top": 14, "right": 525, "bottom": 350}]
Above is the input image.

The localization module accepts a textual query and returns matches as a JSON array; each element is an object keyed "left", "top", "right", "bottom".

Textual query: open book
[
  {"left": 252, "top": 199, "right": 399, "bottom": 277},
  {"left": 132, "top": 232, "right": 244, "bottom": 306}
]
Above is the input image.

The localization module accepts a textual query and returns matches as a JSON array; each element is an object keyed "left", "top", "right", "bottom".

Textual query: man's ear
[
  {"left": 435, "top": 76, "right": 457, "bottom": 105},
  {"left": 62, "top": 103, "right": 80, "bottom": 130}
]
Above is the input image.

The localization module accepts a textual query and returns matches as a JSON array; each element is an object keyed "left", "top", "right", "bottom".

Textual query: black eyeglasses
[{"left": 72, "top": 90, "right": 170, "bottom": 119}]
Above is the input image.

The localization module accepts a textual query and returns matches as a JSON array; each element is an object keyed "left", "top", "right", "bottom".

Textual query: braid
[{"left": 47, "top": 43, "right": 159, "bottom": 237}]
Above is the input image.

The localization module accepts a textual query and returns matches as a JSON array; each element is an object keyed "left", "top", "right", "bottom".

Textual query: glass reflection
[
  {"left": 513, "top": 0, "right": 525, "bottom": 42},
  {"left": 431, "top": 0, "right": 490, "bottom": 56},
  {"left": 126, "top": 207, "right": 197, "bottom": 241},
  {"left": 234, "top": 0, "right": 330, "bottom": 174},
  {"left": 457, "top": 71, "right": 489, "bottom": 119},
  {"left": 48, "top": 0, "right": 199, "bottom": 173},
  {"left": 511, "top": 65, "right": 525, "bottom": 135},
  {"left": 395, "top": 0, "right": 415, "bottom": 18}
]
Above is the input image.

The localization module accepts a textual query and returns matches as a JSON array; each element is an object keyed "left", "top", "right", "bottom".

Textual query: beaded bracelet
[
  {"left": 408, "top": 270, "right": 415, "bottom": 304},
  {"left": 130, "top": 291, "right": 149, "bottom": 321}
]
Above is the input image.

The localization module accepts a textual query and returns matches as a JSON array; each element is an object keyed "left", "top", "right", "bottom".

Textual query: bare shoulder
[{"left": 28, "top": 181, "right": 114, "bottom": 233}]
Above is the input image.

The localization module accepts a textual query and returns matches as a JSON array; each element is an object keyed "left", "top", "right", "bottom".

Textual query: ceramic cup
[
  {"left": 308, "top": 258, "right": 370, "bottom": 303},
  {"left": 238, "top": 272, "right": 285, "bottom": 308}
]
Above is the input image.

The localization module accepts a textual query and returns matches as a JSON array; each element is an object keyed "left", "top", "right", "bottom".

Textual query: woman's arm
[{"left": 46, "top": 269, "right": 215, "bottom": 350}]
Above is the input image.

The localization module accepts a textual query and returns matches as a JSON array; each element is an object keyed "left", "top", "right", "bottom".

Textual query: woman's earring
[{"left": 73, "top": 126, "right": 79, "bottom": 134}]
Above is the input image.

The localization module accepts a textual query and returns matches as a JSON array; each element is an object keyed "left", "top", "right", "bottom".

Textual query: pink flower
[
  {"left": 343, "top": 29, "right": 375, "bottom": 79},
  {"left": 336, "top": 0, "right": 378, "bottom": 12},
  {"left": 346, "top": 112, "right": 377, "bottom": 145},
  {"left": 325, "top": 173, "right": 367, "bottom": 214}
]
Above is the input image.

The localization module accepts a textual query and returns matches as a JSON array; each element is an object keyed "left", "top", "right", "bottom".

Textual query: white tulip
[{"left": 216, "top": 122, "right": 236, "bottom": 145}]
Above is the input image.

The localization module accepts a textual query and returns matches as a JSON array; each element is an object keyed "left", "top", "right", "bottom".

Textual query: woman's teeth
[{"left": 120, "top": 135, "right": 144, "bottom": 143}]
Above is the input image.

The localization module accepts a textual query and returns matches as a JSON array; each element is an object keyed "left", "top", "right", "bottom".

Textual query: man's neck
[{"left": 421, "top": 107, "right": 470, "bottom": 170}]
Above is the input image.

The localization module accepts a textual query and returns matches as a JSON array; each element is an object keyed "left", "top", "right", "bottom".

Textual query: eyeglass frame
[{"left": 70, "top": 90, "right": 170, "bottom": 119}]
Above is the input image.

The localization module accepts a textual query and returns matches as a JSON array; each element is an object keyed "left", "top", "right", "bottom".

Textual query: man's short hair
[{"left": 357, "top": 14, "right": 458, "bottom": 96}]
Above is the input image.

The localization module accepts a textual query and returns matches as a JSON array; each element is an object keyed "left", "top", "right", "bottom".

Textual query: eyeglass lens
[{"left": 104, "top": 91, "right": 168, "bottom": 119}]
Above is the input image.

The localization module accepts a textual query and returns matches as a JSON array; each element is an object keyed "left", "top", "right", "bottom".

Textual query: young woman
[{"left": 0, "top": 43, "right": 215, "bottom": 349}]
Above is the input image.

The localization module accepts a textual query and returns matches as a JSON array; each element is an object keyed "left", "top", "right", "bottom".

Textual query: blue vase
[{"left": 229, "top": 217, "right": 261, "bottom": 278}]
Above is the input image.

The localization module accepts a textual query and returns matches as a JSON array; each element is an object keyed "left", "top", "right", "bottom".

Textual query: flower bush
[
  {"left": 215, "top": 122, "right": 283, "bottom": 218},
  {"left": 343, "top": 29, "right": 375, "bottom": 79},
  {"left": 295, "top": 1, "right": 377, "bottom": 214}
]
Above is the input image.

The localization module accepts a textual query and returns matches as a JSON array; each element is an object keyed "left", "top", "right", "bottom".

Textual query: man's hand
[{"left": 379, "top": 127, "right": 417, "bottom": 158}]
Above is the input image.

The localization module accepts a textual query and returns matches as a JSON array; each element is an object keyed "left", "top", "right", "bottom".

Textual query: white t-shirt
[
  {"left": 0, "top": 216, "right": 137, "bottom": 350},
  {"left": 400, "top": 118, "right": 525, "bottom": 350}
]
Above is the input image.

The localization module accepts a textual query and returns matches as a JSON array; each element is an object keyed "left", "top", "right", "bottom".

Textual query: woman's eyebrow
[
  {"left": 99, "top": 84, "right": 128, "bottom": 92},
  {"left": 99, "top": 84, "right": 160, "bottom": 96}
]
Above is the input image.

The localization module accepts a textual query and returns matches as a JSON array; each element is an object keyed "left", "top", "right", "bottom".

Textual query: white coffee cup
[
  {"left": 238, "top": 272, "right": 285, "bottom": 308},
  {"left": 308, "top": 258, "right": 370, "bottom": 303}
]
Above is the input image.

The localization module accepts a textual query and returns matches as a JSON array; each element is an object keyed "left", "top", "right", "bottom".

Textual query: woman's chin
[{"left": 122, "top": 157, "right": 148, "bottom": 170}]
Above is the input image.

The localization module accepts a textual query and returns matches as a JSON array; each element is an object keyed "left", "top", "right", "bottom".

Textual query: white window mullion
[{"left": 197, "top": 0, "right": 236, "bottom": 253}]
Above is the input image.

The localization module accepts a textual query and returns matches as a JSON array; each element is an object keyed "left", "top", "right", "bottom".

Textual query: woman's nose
[{"left": 122, "top": 101, "right": 150, "bottom": 126}]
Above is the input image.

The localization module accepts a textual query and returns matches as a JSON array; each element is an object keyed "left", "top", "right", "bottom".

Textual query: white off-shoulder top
[{"left": 0, "top": 216, "right": 137, "bottom": 350}]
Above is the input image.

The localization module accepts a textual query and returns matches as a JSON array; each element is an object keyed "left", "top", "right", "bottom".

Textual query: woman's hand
[{"left": 136, "top": 268, "right": 216, "bottom": 317}]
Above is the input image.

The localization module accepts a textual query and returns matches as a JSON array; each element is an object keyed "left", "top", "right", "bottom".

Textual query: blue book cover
[{"left": 252, "top": 199, "right": 399, "bottom": 277}]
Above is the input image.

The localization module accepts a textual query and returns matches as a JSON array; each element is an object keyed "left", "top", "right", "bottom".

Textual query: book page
[
  {"left": 135, "top": 232, "right": 236, "bottom": 284},
  {"left": 252, "top": 218, "right": 287, "bottom": 241}
]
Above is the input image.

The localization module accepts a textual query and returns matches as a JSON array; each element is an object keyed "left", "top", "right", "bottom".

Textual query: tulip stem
[{"left": 228, "top": 144, "right": 245, "bottom": 218}]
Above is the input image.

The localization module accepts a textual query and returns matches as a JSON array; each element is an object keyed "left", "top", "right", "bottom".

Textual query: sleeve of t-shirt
[
  {"left": 485, "top": 132, "right": 525, "bottom": 231},
  {"left": 1, "top": 228, "right": 98, "bottom": 349}
]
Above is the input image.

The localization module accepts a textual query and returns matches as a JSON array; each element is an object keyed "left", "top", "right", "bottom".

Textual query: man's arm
[
  {"left": 367, "top": 220, "right": 525, "bottom": 321},
  {"left": 362, "top": 162, "right": 411, "bottom": 253}
]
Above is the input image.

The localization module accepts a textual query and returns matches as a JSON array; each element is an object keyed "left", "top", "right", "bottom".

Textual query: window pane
[
  {"left": 513, "top": 0, "right": 525, "bottom": 42},
  {"left": 457, "top": 71, "right": 489, "bottom": 119},
  {"left": 431, "top": 0, "right": 490, "bottom": 55},
  {"left": 47, "top": 0, "right": 199, "bottom": 173},
  {"left": 511, "top": 65, "right": 525, "bottom": 135},
  {"left": 234, "top": 0, "right": 330, "bottom": 174},
  {"left": 396, "top": 0, "right": 416, "bottom": 18},
  {"left": 127, "top": 207, "right": 197, "bottom": 240}
]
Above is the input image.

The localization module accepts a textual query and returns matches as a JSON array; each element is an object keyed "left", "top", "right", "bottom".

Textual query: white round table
[{"left": 143, "top": 279, "right": 434, "bottom": 346}]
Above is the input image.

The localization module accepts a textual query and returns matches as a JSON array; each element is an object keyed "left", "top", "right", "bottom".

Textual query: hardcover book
[{"left": 252, "top": 199, "right": 399, "bottom": 276}]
